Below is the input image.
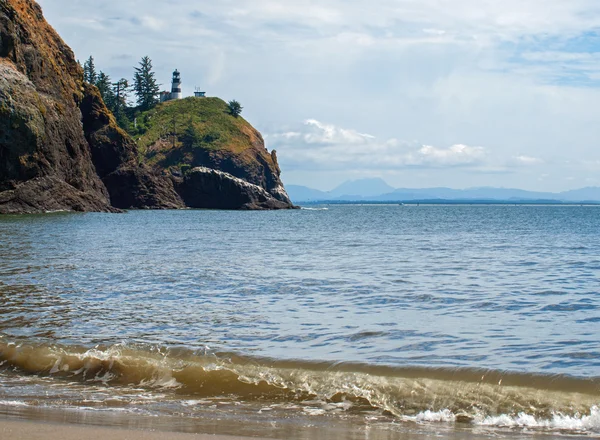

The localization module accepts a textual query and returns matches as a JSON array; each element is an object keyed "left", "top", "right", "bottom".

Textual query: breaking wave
[{"left": 0, "top": 340, "right": 598, "bottom": 434}]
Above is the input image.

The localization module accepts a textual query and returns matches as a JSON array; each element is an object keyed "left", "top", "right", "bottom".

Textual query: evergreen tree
[
  {"left": 83, "top": 56, "right": 97, "bottom": 84},
  {"left": 112, "top": 78, "right": 131, "bottom": 130},
  {"left": 133, "top": 56, "right": 160, "bottom": 111},
  {"left": 227, "top": 100, "right": 243, "bottom": 118},
  {"left": 95, "top": 71, "right": 115, "bottom": 107}
]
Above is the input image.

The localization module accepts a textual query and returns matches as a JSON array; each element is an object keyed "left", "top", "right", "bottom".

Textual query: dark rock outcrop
[
  {"left": 80, "top": 83, "right": 184, "bottom": 209},
  {"left": 102, "top": 166, "right": 184, "bottom": 210},
  {"left": 0, "top": 175, "right": 114, "bottom": 214},
  {"left": 188, "top": 145, "right": 293, "bottom": 205},
  {"left": 178, "top": 167, "right": 292, "bottom": 210},
  {"left": 0, "top": 0, "right": 113, "bottom": 213}
]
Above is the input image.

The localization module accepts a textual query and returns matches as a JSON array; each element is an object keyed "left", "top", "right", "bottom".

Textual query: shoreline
[
  {"left": 2, "top": 415, "right": 589, "bottom": 440},
  {"left": 0, "top": 419, "right": 261, "bottom": 440}
]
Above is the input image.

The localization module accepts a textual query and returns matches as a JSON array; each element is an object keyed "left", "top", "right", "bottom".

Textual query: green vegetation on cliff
[
  {"left": 125, "top": 96, "right": 286, "bottom": 197},
  {"left": 130, "top": 97, "right": 274, "bottom": 172}
]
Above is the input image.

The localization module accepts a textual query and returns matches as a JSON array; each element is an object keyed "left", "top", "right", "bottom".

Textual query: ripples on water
[
  {"left": 1, "top": 206, "right": 598, "bottom": 374},
  {"left": 0, "top": 205, "right": 599, "bottom": 436}
]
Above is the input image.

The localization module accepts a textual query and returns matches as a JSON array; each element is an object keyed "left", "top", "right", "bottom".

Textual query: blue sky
[{"left": 38, "top": 0, "right": 600, "bottom": 191}]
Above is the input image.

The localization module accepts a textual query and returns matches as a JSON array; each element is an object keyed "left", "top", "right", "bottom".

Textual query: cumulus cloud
[
  {"left": 270, "top": 120, "right": 488, "bottom": 171},
  {"left": 279, "top": 119, "right": 375, "bottom": 146},
  {"left": 418, "top": 144, "right": 486, "bottom": 166}
]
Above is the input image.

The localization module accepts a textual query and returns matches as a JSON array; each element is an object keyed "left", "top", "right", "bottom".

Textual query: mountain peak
[{"left": 329, "top": 178, "right": 394, "bottom": 198}]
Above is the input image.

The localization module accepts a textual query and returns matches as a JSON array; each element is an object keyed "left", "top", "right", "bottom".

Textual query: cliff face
[
  {"left": 0, "top": 0, "right": 113, "bottom": 213},
  {"left": 134, "top": 97, "right": 293, "bottom": 207},
  {"left": 0, "top": 0, "right": 295, "bottom": 213},
  {"left": 179, "top": 167, "right": 293, "bottom": 210},
  {"left": 80, "top": 83, "right": 184, "bottom": 210}
]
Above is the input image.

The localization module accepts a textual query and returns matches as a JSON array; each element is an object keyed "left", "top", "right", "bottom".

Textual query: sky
[{"left": 37, "top": 0, "right": 600, "bottom": 191}]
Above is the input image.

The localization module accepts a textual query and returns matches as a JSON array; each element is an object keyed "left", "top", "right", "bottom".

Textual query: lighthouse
[{"left": 171, "top": 69, "right": 182, "bottom": 100}]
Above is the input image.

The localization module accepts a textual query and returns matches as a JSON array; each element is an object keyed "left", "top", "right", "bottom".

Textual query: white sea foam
[
  {"left": 402, "top": 407, "right": 600, "bottom": 434},
  {"left": 0, "top": 400, "right": 29, "bottom": 407},
  {"left": 474, "top": 406, "right": 600, "bottom": 433},
  {"left": 182, "top": 400, "right": 213, "bottom": 406},
  {"left": 412, "top": 409, "right": 457, "bottom": 423},
  {"left": 300, "top": 207, "right": 329, "bottom": 211},
  {"left": 139, "top": 373, "right": 181, "bottom": 389},
  {"left": 303, "top": 407, "right": 326, "bottom": 416}
]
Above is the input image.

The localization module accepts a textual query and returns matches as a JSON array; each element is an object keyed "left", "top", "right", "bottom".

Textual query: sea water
[{"left": 0, "top": 205, "right": 598, "bottom": 438}]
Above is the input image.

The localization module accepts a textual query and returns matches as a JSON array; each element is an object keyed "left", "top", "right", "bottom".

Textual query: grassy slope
[{"left": 129, "top": 97, "right": 274, "bottom": 172}]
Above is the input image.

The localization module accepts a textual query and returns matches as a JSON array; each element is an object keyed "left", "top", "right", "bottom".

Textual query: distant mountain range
[{"left": 287, "top": 178, "right": 600, "bottom": 203}]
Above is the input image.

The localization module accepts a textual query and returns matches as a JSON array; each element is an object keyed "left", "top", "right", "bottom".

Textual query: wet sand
[
  {"left": 1, "top": 414, "right": 589, "bottom": 440},
  {"left": 0, "top": 419, "right": 260, "bottom": 440}
]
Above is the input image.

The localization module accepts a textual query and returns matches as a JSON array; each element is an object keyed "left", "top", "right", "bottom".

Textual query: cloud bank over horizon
[
  {"left": 269, "top": 119, "right": 490, "bottom": 170},
  {"left": 37, "top": 0, "right": 600, "bottom": 191}
]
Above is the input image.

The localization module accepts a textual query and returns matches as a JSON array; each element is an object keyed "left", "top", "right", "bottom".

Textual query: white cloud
[
  {"left": 270, "top": 120, "right": 488, "bottom": 171},
  {"left": 510, "top": 155, "right": 545, "bottom": 166},
  {"left": 418, "top": 144, "right": 486, "bottom": 166},
  {"left": 299, "top": 119, "right": 375, "bottom": 145},
  {"left": 199, "top": 0, "right": 600, "bottom": 41}
]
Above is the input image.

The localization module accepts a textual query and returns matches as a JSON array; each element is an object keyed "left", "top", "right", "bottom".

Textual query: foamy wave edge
[
  {"left": 403, "top": 407, "right": 600, "bottom": 433},
  {"left": 474, "top": 407, "right": 600, "bottom": 432}
]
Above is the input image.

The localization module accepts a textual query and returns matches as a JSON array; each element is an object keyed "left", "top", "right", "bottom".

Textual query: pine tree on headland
[
  {"left": 95, "top": 71, "right": 115, "bottom": 108},
  {"left": 133, "top": 56, "right": 160, "bottom": 111},
  {"left": 227, "top": 100, "right": 243, "bottom": 118},
  {"left": 83, "top": 56, "right": 97, "bottom": 84},
  {"left": 112, "top": 78, "right": 131, "bottom": 130}
]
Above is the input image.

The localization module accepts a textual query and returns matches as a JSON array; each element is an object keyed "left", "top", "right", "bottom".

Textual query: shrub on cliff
[
  {"left": 182, "top": 125, "right": 221, "bottom": 149},
  {"left": 227, "top": 100, "right": 243, "bottom": 118},
  {"left": 182, "top": 125, "right": 202, "bottom": 148}
]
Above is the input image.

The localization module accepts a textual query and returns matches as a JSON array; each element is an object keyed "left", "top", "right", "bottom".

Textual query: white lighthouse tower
[{"left": 170, "top": 69, "right": 183, "bottom": 100}]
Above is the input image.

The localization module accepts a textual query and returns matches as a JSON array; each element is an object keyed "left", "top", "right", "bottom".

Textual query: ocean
[{"left": 0, "top": 205, "right": 598, "bottom": 439}]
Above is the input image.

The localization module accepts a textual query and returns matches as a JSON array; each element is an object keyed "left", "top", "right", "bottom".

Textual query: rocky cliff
[
  {"left": 80, "top": 83, "right": 184, "bottom": 210},
  {"left": 133, "top": 97, "right": 293, "bottom": 209},
  {"left": 0, "top": 0, "right": 294, "bottom": 213},
  {"left": 0, "top": 0, "right": 113, "bottom": 213},
  {"left": 179, "top": 167, "right": 293, "bottom": 210}
]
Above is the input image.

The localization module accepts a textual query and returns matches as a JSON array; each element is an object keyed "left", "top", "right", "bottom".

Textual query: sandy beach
[
  {"left": 0, "top": 419, "right": 261, "bottom": 440},
  {"left": 0, "top": 417, "right": 529, "bottom": 440}
]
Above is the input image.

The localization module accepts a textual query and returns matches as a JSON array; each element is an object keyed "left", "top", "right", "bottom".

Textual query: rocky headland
[{"left": 0, "top": 0, "right": 294, "bottom": 213}]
